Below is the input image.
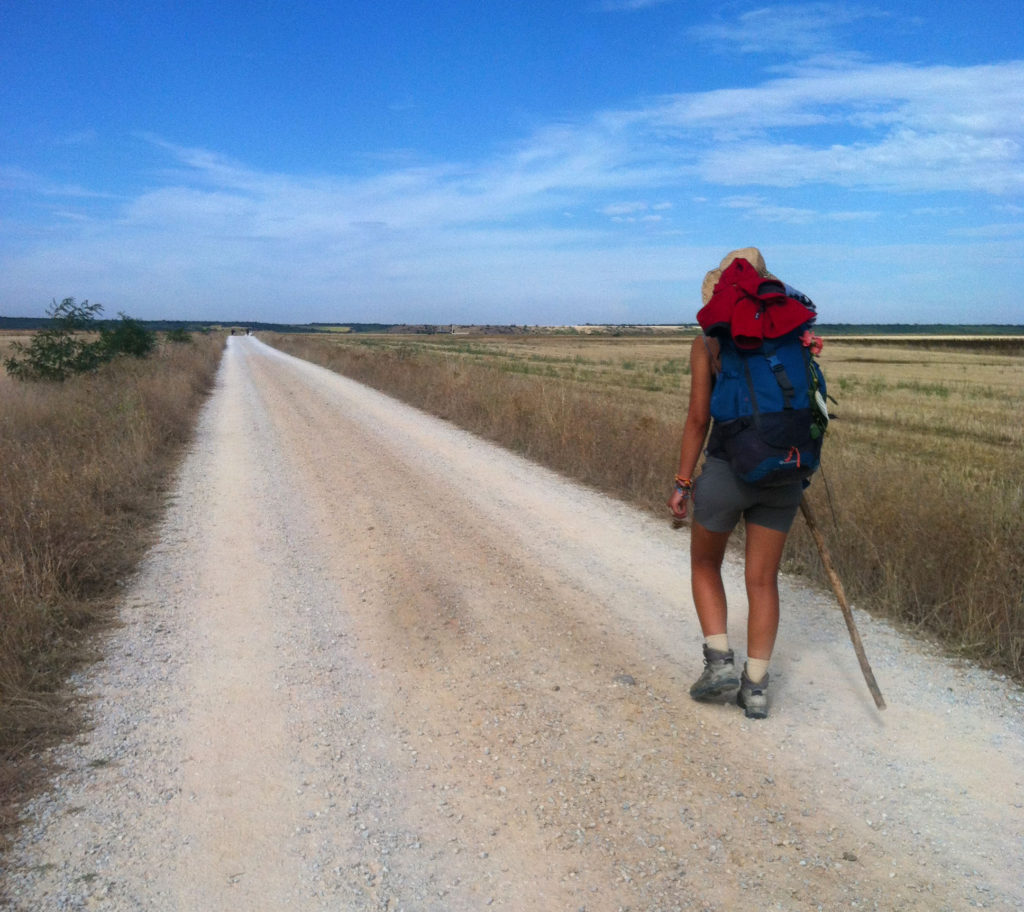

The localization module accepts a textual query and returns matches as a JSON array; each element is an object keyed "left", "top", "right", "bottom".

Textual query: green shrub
[
  {"left": 100, "top": 312, "right": 157, "bottom": 358},
  {"left": 5, "top": 299, "right": 157, "bottom": 381},
  {"left": 4, "top": 298, "right": 106, "bottom": 381}
]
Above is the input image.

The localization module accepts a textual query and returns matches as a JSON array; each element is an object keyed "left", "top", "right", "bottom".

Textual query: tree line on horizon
[{"left": 2, "top": 314, "right": 1022, "bottom": 337}]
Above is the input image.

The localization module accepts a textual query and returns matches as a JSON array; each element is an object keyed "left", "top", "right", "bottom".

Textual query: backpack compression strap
[
  {"left": 763, "top": 342, "right": 796, "bottom": 409},
  {"left": 742, "top": 340, "right": 797, "bottom": 423}
]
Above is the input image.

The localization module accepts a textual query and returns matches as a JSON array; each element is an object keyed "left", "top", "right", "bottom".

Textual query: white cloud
[
  {"left": 599, "top": 0, "right": 674, "bottom": 10},
  {"left": 650, "top": 62, "right": 1024, "bottom": 135},
  {"left": 3, "top": 57, "right": 1022, "bottom": 324},
  {"left": 828, "top": 210, "right": 878, "bottom": 222},
  {"left": 912, "top": 206, "right": 966, "bottom": 217},
  {"left": 640, "top": 63, "right": 1024, "bottom": 193},
  {"left": 945, "top": 222, "right": 1024, "bottom": 239},
  {"left": 601, "top": 201, "right": 650, "bottom": 215},
  {"left": 697, "top": 130, "right": 1023, "bottom": 194},
  {"left": 60, "top": 129, "right": 99, "bottom": 146},
  {"left": 0, "top": 165, "right": 117, "bottom": 200},
  {"left": 721, "top": 195, "right": 818, "bottom": 224},
  {"left": 55, "top": 60, "right": 1024, "bottom": 240},
  {"left": 691, "top": 3, "right": 890, "bottom": 58}
]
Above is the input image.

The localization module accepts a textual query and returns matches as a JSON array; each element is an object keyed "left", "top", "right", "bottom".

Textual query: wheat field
[{"left": 265, "top": 330, "right": 1024, "bottom": 680}]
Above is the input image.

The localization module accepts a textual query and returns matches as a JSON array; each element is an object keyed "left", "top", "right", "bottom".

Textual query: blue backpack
[{"left": 706, "top": 324, "right": 829, "bottom": 488}]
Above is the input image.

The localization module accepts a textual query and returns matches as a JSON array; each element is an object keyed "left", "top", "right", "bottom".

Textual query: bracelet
[{"left": 674, "top": 475, "right": 694, "bottom": 489}]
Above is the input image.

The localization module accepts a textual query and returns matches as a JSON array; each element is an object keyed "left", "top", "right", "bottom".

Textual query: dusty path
[{"left": 5, "top": 336, "right": 1023, "bottom": 911}]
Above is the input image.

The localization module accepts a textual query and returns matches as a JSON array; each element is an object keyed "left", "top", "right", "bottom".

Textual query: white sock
[
  {"left": 746, "top": 657, "right": 770, "bottom": 683},
  {"left": 705, "top": 634, "right": 730, "bottom": 652}
]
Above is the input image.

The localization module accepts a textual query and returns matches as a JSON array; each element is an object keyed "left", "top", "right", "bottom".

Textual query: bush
[
  {"left": 4, "top": 298, "right": 157, "bottom": 382},
  {"left": 4, "top": 298, "right": 106, "bottom": 381},
  {"left": 100, "top": 312, "right": 157, "bottom": 359}
]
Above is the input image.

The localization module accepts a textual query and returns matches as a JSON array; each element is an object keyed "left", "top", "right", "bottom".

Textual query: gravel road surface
[{"left": 5, "top": 335, "right": 1023, "bottom": 911}]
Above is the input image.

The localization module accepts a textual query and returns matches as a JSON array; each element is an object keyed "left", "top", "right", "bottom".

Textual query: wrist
[{"left": 674, "top": 474, "right": 694, "bottom": 491}]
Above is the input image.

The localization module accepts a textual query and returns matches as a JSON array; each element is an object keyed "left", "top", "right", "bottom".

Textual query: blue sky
[{"left": 2, "top": 1, "right": 1022, "bottom": 325}]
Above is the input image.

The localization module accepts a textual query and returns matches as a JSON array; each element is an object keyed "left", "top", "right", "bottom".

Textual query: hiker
[{"left": 668, "top": 247, "right": 825, "bottom": 720}]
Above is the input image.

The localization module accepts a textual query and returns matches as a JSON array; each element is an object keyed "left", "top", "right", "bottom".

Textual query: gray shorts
[{"left": 693, "top": 456, "right": 803, "bottom": 534}]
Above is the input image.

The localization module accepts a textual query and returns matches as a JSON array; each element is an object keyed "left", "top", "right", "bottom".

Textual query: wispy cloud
[
  {"left": 690, "top": 3, "right": 890, "bottom": 58},
  {"left": 0, "top": 164, "right": 119, "bottom": 199},
  {"left": 946, "top": 222, "right": 1024, "bottom": 239},
  {"left": 601, "top": 201, "right": 651, "bottom": 216},
  {"left": 60, "top": 129, "right": 99, "bottom": 146},
  {"left": 639, "top": 62, "right": 1024, "bottom": 193},
  {"left": 722, "top": 195, "right": 878, "bottom": 224},
  {"left": 3, "top": 55, "right": 1022, "bottom": 323},
  {"left": 122, "top": 59, "right": 1024, "bottom": 224},
  {"left": 599, "top": 0, "right": 675, "bottom": 11}
]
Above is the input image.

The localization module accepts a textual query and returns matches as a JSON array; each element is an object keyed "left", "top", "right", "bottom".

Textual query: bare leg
[
  {"left": 690, "top": 522, "right": 732, "bottom": 637},
  {"left": 743, "top": 522, "right": 789, "bottom": 660}
]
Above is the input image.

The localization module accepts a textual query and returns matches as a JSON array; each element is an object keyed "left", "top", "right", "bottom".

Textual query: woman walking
[{"left": 668, "top": 248, "right": 819, "bottom": 720}]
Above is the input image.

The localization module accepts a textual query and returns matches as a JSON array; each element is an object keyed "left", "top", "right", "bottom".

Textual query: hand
[{"left": 668, "top": 486, "right": 691, "bottom": 520}]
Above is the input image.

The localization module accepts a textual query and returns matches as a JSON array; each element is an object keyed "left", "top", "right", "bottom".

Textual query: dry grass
[
  {"left": 265, "top": 331, "right": 1024, "bottom": 681},
  {"left": 0, "top": 333, "right": 224, "bottom": 827},
  {"left": 784, "top": 340, "right": 1024, "bottom": 673}
]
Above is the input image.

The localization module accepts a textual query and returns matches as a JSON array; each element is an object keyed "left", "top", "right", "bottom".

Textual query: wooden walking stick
[{"left": 800, "top": 497, "right": 886, "bottom": 710}]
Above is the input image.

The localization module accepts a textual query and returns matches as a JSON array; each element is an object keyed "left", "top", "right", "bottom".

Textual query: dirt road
[{"left": 6, "top": 336, "right": 1023, "bottom": 911}]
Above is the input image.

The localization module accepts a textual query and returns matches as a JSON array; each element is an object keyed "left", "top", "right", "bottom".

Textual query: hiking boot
[
  {"left": 689, "top": 645, "right": 740, "bottom": 700},
  {"left": 737, "top": 665, "right": 769, "bottom": 719}
]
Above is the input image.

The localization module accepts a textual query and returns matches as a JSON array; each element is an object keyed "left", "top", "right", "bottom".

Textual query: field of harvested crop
[
  {"left": 265, "top": 330, "right": 1024, "bottom": 680},
  {"left": 0, "top": 332, "right": 34, "bottom": 355}
]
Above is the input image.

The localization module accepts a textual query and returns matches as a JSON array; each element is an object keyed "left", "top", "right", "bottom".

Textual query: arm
[{"left": 668, "top": 335, "right": 715, "bottom": 519}]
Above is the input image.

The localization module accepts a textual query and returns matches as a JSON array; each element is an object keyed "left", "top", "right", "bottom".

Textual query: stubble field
[{"left": 264, "top": 330, "right": 1024, "bottom": 681}]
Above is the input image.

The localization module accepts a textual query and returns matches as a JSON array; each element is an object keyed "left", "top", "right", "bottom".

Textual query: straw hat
[{"left": 701, "top": 246, "right": 770, "bottom": 305}]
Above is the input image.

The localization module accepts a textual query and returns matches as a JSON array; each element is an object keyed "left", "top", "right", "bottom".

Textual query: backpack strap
[
  {"left": 739, "top": 339, "right": 798, "bottom": 422},
  {"left": 701, "top": 334, "right": 721, "bottom": 378},
  {"left": 761, "top": 340, "right": 797, "bottom": 410}
]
